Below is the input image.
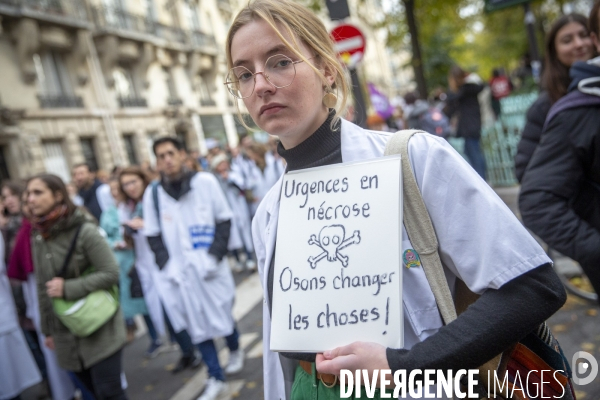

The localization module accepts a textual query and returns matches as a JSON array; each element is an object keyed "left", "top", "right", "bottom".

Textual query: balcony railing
[
  {"left": 118, "top": 96, "right": 147, "bottom": 108},
  {"left": 92, "top": 5, "right": 153, "bottom": 34},
  {"left": 91, "top": 5, "right": 216, "bottom": 51},
  {"left": 0, "top": 0, "right": 88, "bottom": 23},
  {"left": 38, "top": 95, "right": 84, "bottom": 109},
  {"left": 167, "top": 97, "right": 183, "bottom": 106},
  {"left": 200, "top": 98, "right": 216, "bottom": 107}
]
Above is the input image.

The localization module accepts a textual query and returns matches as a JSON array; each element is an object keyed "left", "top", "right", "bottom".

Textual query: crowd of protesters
[{"left": 1, "top": 135, "right": 284, "bottom": 400}]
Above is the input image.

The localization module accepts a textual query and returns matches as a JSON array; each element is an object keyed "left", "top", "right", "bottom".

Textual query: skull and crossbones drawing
[{"left": 307, "top": 225, "right": 361, "bottom": 269}]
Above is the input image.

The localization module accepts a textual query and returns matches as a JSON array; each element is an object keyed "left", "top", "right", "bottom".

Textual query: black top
[
  {"left": 269, "top": 112, "right": 566, "bottom": 370},
  {"left": 514, "top": 92, "right": 552, "bottom": 183}
]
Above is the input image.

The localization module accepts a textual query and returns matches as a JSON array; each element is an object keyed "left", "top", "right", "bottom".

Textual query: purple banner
[{"left": 368, "top": 83, "right": 394, "bottom": 119}]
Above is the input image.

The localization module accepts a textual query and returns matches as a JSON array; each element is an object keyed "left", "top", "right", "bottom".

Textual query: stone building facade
[{"left": 0, "top": 0, "right": 241, "bottom": 181}]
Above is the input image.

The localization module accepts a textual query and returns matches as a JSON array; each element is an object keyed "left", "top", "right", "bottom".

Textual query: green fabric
[
  {"left": 32, "top": 208, "right": 126, "bottom": 371},
  {"left": 100, "top": 206, "right": 148, "bottom": 319},
  {"left": 52, "top": 282, "right": 119, "bottom": 337},
  {"left": 290, "top": 365, "right": 390, "bottom": 400}
]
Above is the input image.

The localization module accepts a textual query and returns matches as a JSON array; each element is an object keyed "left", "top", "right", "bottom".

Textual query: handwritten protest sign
[{"left": 270, "top": 156, "right": 403, "bottom": 352}]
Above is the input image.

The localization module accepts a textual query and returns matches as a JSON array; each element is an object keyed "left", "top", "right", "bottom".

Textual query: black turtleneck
[{"left": 276, "top": 110, "right": 342, "bottom": 172}]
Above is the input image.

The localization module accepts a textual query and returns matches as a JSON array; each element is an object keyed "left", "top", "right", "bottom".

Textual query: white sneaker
[
  {"left": 225, "top": 349, "right": 244, "bottom": 375},
  {"left": 197, "top": 377, "right": 226, "bottom": 400}
]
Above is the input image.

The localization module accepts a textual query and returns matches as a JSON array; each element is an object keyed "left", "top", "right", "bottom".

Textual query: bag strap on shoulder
[
  {"left": 384, "top": 130, "right": 458, "bottom": 325},
  {"left": 151, "top": 180, "right": 161, "bottom": 230},
  {"left": 57, "top": 225, "right": 83, "bottom": 279}
]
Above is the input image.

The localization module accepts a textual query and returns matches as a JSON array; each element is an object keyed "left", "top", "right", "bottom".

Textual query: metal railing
[
  {"left": 118, "top": 96, "right": 147, "bottom": 108},
  {"left": 447, "top": 92, "right": 538, "bottom": 187},
  {"left": 38, "top": 95, "right": 84, "bottom": 108},
  {"left": 0, "top": 0, "right": 88, "bottom": 22},
  {"left": 92, "top": 5, "right": 152, "bottom": 34},
  {"left": 200, "top": 98, "right": 216, "bottom": 107},
  {"left": 91, "top": 5, "right": 216, "bottom": 51},
  {"left": 167, "top": 97, "right": 183, "bottom": 106}
]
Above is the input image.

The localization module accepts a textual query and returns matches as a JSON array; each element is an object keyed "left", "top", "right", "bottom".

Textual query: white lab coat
[
  {"left": 121, "top": 203, "right": 166, "bottom": 337},
  {"left": 252, "top": 119, "right": 551, "bottom": 400},
  {"left": 143, "top": 172, "right": 236, "bottom": 343},
  {"left": 0, "top": 240, "right": 42, "bottom": 400},
  {"left": 249, "top": 152, "right": 285, "bottom": 216},
  {"left": 216, "top": 171, "right": 254, "bottom": 252}
]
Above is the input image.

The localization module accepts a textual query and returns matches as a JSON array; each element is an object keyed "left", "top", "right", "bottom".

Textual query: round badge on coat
[{"left": 403, "top": 249, "right": 421, "bottom": 269}]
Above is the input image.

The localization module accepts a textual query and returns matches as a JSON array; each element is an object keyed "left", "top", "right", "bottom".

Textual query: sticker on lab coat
[
  {"left": 270, "top": 156, "right": 403, "bottom": 352},
  {"left": 403, "top": 249, "right": 421, "bottom": 268},
  {"left": 189, "top": 225, "right": 214, "bottom": 249}
]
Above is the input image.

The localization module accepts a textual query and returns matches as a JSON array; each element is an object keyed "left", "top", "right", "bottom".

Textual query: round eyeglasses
[{"left": 224, "top": 54, "right": 308, "bottom": 99}]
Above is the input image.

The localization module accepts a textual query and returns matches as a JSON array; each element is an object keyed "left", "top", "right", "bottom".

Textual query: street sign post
[
  {"left": 326, "top": 0, "right": 350, "bottom": 21},
  {"left": 485, "top": 0, "right": 541, "bottom": 83},
  {"left": 331, "top": 24, "right": 368, "bottom": 127},
  {"left": 484, "top": 0, "right": 529, "bottom": 13},
  {"left": 331, "top": 24, "right": 366, "bottom": 69}
]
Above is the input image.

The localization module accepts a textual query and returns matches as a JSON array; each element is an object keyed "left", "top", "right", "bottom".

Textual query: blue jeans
[
  {"left": 143, "top": 314, "right": 159, "bottom": 344},
  {"left": 464, "top": 138, "right": 486, "bottom": 180},
  {"left": 163, "top": 309, "right": 195, "bottom": 358},
  {"left": 197, "top": 328, "right": 240, "bottom": 382}
]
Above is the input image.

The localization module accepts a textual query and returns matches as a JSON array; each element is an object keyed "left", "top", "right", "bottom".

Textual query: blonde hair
[{"left": 226, "top": 0, "right": 349, "bottom": 131}]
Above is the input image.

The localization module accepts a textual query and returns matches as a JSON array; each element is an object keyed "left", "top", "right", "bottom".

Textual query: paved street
[{"left": 22, "top": 186, "right": 599, "bottom": 400}]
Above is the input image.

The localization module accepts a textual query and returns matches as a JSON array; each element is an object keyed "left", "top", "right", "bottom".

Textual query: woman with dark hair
[
  {"left": 515, "top": 13, "right": 594, "bottom": 182},
  {"left": 100, "top": 178, "right": 154, "bottom": 345},
  {"left": 1, "top": 181, "right": 26, "bottom": 262},
  {"left": 26, "top": 174, "right": 127, "bottom": 400},
  {"left": 118, "top": 167, "right": 201, "bottom": 368},
  {"left": 445, "top": 65, "right": 486, "bottom": 179}
]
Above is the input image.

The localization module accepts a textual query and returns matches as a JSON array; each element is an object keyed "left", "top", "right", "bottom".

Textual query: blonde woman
[{"left": 225, "top": 1, "right": 566, "bottom": 399}]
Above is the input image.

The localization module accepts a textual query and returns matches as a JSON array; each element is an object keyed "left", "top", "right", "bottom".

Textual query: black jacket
[
  {"left": 445, "top": 81, "right": 484, "bottom": 139},
  {"left": 514, "top": 92, "right": 552, "bottom": 182},
  {"left": 519, "top": 59, "right": 600, "bottom": 274}
]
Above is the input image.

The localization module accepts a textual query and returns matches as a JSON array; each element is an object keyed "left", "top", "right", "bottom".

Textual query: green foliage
[{"left": 379, "top": 0, "right": 592, "bottom": 92}]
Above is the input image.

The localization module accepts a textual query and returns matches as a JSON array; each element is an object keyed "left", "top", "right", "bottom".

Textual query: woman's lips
[{"left": 260, "top": 104, "right": 285, "bottom": 116}]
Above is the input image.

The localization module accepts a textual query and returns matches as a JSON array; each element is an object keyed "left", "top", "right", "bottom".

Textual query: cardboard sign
[{"left": 270, "top": 156, "right": 403, "bottom": 352}]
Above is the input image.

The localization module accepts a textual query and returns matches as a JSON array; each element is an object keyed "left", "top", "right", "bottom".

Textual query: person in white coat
[
  {"left": 246, "top": 142, "right": 284, "bottom": 216},
  {"left": 225, "top": 1, "right": 567, "bottom": 399},
  {"left": 0, "top": 235, "right": 42, "bottom": 400},
  {"left": 118, "top": 166, "right": 203, "bottom": 370},
  {"left": 210, "top": 153, "right": 256, "bottom": 271},
  {"left": 143, "top": 137, "right": 244, "bottom": 400}
]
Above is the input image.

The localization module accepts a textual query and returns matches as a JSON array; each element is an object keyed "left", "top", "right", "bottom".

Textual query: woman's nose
[{"left": 254, "top": 72, "right": 276, "bottom": 96}]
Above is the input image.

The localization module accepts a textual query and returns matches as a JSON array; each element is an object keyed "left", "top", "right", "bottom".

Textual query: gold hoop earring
[{"left": 322, "top": 90, "right": 337, "bottom": 108}]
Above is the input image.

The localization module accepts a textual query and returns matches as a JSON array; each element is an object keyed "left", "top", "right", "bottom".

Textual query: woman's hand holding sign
[{"left": 316, "top": 341, "right": 391, "bottom": 386}]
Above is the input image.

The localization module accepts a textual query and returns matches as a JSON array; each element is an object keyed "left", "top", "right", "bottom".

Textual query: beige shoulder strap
[
  {"left": 384, "top": 130, "right": 458, "bottom": 325},
  {"left": 385, "top": 131, "right": 503, "bottom": 399}
]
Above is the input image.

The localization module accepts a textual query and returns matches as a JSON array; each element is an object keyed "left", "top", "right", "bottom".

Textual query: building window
[
  {"left": 0, "top": 146, "right": 10, "bottom": 181},
  {"left": 123, "top": 134, "right": 138, "bottom": 165},
  {"left": 199, "top": 74, "right": 215, "bottom": 106},
  {"left": 146, "top": 131, "right": 159, "bottom": 167},
  {"left": 182, "top": 1, "right": 201, "bottom": 31},
  {"left": 113, "top": 67, "right": 147, "bottom": 107},
  {"left": 33, "top": 52, "right": 83, "bottom": 108},
  {"left": 176, "top": 130, "right": 188, "bottom": 151},
  {"left": 42, "top": 141, "right": 70, "bottom": 183},
  {"left": 164, "top": 67, "right": 182, "bottom": 106},
  {"left": 200, "top": 115, "right": 227, "bottom": 143},
  {"left": 80, "top": 138, "right": 99, "bottom": 172}
]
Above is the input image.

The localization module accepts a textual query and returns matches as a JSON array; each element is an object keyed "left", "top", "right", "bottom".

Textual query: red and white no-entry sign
[{"left": 330, "top": 24, "right": 366, "bottom": 68}]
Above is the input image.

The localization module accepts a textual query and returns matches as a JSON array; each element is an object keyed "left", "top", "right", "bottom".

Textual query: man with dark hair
[
  {"left": 72, "top": 163, "right": 113, "bottom": 221},
  {"left": 143, "top": 136, "right": 242, "bottom": 400},
  {"left": 520, "top": 0, "right": 600, "bottom": 303}
]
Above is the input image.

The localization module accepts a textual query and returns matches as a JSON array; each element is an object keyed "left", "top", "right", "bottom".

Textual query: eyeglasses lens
[{"left": 226, "top": 55, "right": 297, "bottom": 99}]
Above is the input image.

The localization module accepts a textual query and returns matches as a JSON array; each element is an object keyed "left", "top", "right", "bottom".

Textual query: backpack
[{"left": 418, "top": 107, "right": 452, "bottom": 139}]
